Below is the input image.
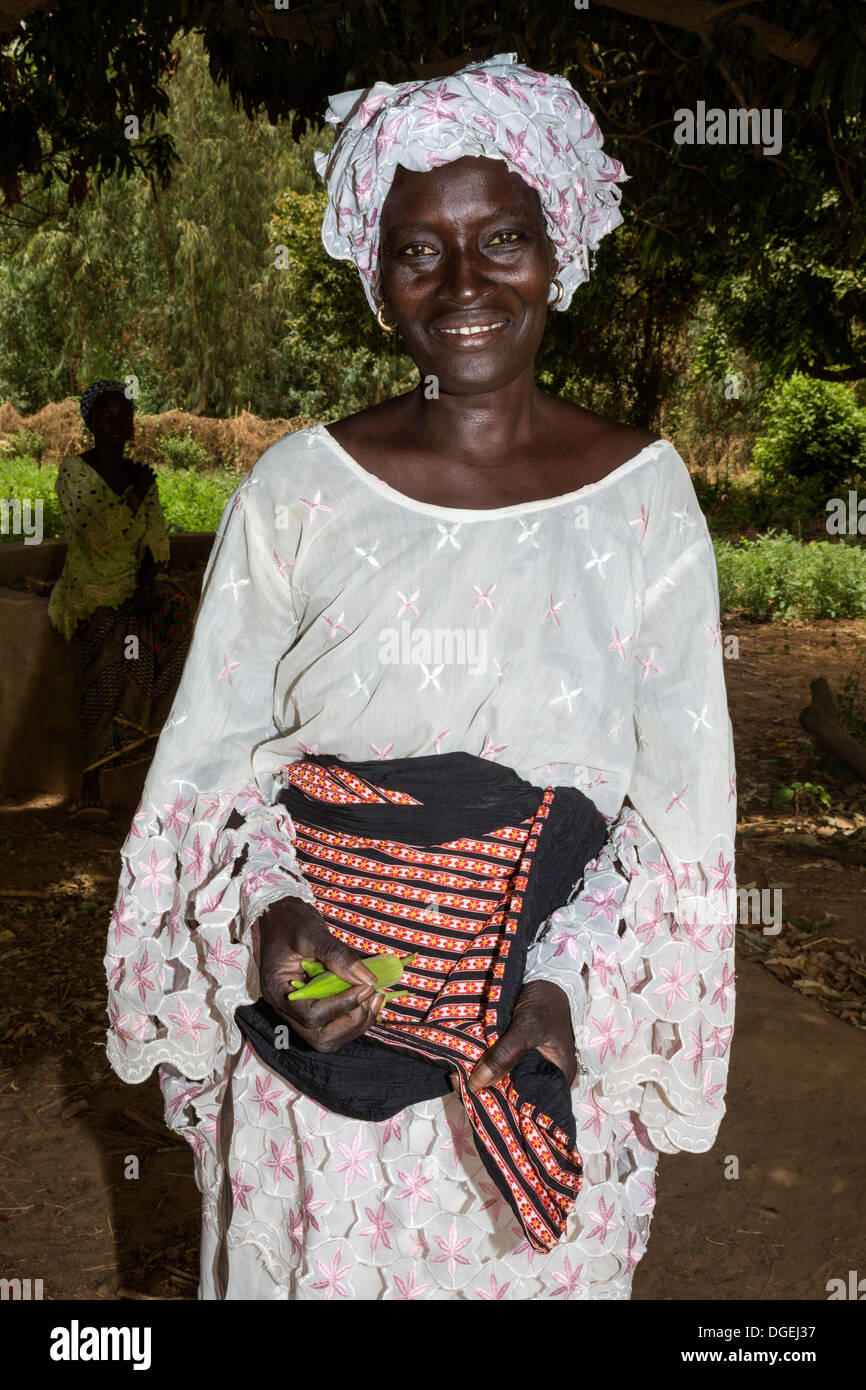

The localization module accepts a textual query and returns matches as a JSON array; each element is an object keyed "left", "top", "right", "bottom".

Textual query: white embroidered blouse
[{"left": 104, "top": 423, "right": 736, "bottom": 1157}]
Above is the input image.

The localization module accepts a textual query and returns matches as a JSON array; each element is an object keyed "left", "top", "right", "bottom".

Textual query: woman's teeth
[{"left": 440, "top": 321, "right": 506, "bottom": 336}]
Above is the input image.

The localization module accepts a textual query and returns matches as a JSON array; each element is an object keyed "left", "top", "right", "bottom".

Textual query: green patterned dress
[{"left": 48, "top": 456, "right": 193, "bottom": 773}]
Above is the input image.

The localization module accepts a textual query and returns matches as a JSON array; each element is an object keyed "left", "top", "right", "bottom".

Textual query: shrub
[
  {"left": 156, "top": 429, "right": 212, "bottom": 471},
  {"left": 3, "top": 427, "right": 48, "bottom": 464},
  {"left": 12, "top": 399, "right": 86, "bottom": 465},
  {"left": 693, "top": 470, "right": 830, "bottom": 540},
  {"left": 715, "top": 531, "right": 866, "bottom": 620},
  {"left": 751, "top": 374, "right": 866, "bottom": 493},
  {"left": 155, "top": 466, "right": 236, "bottom": 531},
  {"left": 0, "top": 458, "right": 62, "bottom": 541}
]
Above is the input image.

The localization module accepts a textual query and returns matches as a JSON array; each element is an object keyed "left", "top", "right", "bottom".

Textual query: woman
[
  {"left": 49, "top": 381, "right": 192, "bottom": 816},
  {"left": 104, "top": 55, "right": 736, "bottom": 1300}
]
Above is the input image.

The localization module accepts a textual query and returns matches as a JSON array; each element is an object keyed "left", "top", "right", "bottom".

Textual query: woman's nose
[{"left": 437, "top": 247, "right": 495, "bottom": 303}]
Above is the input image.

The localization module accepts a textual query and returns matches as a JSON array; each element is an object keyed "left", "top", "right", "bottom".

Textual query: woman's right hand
[{"left": 256, "top": 896, "right": 385, "bottom": 1054}]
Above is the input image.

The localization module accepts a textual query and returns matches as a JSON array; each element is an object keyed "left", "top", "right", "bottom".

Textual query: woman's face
[
  {"left": 378, "top": 155, "right": 557, "bottom": 397},
  {"left": 89, "top": 392, "right": 134, "bottom": 446}
]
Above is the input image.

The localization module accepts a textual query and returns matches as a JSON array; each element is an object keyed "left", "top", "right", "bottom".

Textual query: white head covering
[{"left": 313, "top": 52, "right": 629, "bottom": 314}]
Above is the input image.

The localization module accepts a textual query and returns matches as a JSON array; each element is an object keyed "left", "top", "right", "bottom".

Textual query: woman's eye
[
  {"left": 489, "top": 231, "right": 523, "bottom": 246},
  {"left": 401, "top": 242, "right": 437, "bottom": 257}
]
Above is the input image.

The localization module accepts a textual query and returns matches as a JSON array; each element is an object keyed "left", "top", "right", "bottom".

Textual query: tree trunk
[
  {"left": 799, "top": 677, "right": 866, "bottom": 781},
  {"left": 149, "top": 176, "right": 176, "bottom": 293}
]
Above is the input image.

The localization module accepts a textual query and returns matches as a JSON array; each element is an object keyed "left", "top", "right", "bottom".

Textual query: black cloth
[{"left": 235, "top": 751, "right": 608, "bottom": 1242}]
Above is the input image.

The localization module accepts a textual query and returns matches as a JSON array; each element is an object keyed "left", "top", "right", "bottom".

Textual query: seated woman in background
[{"left": 48, "top": 379, "right": 193, "bottom": 818}]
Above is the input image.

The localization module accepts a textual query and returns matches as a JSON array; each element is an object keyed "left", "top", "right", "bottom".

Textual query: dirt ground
[{"left": 1, "top": 615, "right": 865, "bottom": 1301}]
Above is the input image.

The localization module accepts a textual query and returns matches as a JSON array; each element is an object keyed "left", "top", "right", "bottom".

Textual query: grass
[
  {"left": 0, "top": 456, "right": 236, "bottom": 540},
  {"left": 5, "top": 455, "right": 866, "bottom": 622},
  {"left": 715, "top": 531, "right": 866, "bottom": 620},
  {"left": 153, "top": 468, "right": 237, "bottom": 531}
]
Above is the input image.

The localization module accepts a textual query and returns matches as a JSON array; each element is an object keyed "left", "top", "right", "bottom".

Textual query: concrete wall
[{"left": 0, "top": 534, "right": 214, "bottom": 809}]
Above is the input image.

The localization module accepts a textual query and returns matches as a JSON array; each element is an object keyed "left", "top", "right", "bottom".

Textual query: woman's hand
[
  {"left": 468, "top": 980, "right": 577, "bottom": 1092},
  {"left": 255, "top": 896, "right": 385, "bottom": 1054}
]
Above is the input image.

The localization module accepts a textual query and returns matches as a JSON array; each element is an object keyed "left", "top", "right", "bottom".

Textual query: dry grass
[{"left": 0, "top": 400, "right": 314, "bottom": 472}]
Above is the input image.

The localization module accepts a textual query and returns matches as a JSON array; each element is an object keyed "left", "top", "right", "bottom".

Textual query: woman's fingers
[
  {"left": 468, "top": 981, "right": 577, "bottom": 1091},
  {"left": 270, "top": 899, "right": 379, "bottom": 989},
  {"left": 468, "top": 1017, "right": 531, "bottom": 1092},
  {"left": 317, "top": 992, "right": 386, "bottom": 1048},
  {"left": 259, "top": 899, "right": 377, "bottom": 990},
  {"left": 286, "top": 990, "right": 386, "bottom": 1053},
  {"left": 283, "top": 981, "right": 377, "bottom": 1029},
  {"left": 314, "top": 934, "right": 379, "bottom": 989}
]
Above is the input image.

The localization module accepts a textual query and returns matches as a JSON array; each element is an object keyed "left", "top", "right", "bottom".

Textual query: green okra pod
[
  {"left": 288, "top": 958, "right": 326, "bottom": 990},
  {"left": 287, "top": 952, "right": 416, "bottom": 1001}
]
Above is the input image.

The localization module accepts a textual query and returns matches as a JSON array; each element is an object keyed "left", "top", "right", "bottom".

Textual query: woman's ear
[{"left": 546, "top": 237, "right": 558, "bottom": 284}]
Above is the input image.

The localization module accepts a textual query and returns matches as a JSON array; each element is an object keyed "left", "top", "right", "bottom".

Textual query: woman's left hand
[{"left": 468, "top": 980, "right": 577, "bottom": 1092}]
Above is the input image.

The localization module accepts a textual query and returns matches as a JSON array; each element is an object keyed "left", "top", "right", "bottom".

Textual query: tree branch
[
  {"left": 148, "top": 174, "right": 176, "bottom": 293},
  {"left": 820, "top": 96, "right": 858, "bottom": 218},
  {"left": 594, "top": 0, "right": 822, "bottom": 67},
  {"left": 803, "top": 364, "right": 866, "bottom": 383}
]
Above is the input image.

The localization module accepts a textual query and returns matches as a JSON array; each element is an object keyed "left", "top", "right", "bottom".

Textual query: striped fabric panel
[
  {"left": 287, "top": 761, "right": 583, "bottom": 1252},
  {"left": 284, "top": 760, "right": 422, "bottom": 805}
]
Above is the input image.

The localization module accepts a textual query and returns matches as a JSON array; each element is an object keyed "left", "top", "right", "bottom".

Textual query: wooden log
[{"left": 799, "top": 676, "right": 866, "bottom": 780}]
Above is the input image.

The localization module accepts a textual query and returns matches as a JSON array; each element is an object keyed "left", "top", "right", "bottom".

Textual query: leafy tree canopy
[{"left": 0, "top": 1, "right": 863, "bottom": 407}]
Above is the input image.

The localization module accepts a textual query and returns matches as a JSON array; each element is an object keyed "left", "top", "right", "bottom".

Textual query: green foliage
[
  {"left": 751, "top": 374, "right": 866, "bottom": 491},
  {"left": 0, "top": 456, "right": 62, "bottom": 542},
  {"left": 0, "top": 33, "right": 332, "bottom": 417},
  {"left": 3, "top": 428, "right": 48, "bottom": 463},
  {"left": 534, "top": 236, "right": 698, "bottom": 425},
  {"left": 0, "top": 1, "right": 177, "bottom": 207},
  {"left": 772, "top": 782, "right": 831, "bottom": 812},
  {"left": 155, "top": 467, "right": 236, "bottom": 531},
  {"left": 714, "top": 531, "right": 866, "bottom": 620},
  {"left": 692, "top": 471, "right": 829, "bottom": 539},
  {"left": 688, "top": 231, "right": 866, "bottom": 397},
  {"left": 267, "top": 188, "right": 419, "bottom": 418},
  {"left": 0, "top": 455, "right": 235, "bottom": 540},
  {"left": 156, "top": 429, "right": 212, "bottom": 471}
]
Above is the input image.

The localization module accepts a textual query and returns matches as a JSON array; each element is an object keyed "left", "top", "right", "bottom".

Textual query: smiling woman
[
  {"left": 103, "top": 53, "right": 737, "bottom": 1302},
  {"left": 329, "top": 152, "right": 659, "bottom": 509}
]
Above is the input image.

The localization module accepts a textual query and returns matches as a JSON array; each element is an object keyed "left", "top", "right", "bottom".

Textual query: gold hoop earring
[
  {"left": 548, "top": 278, "right": 565, "bottom": 308},
  {"left": 376, "top": 303, "right": 397, "bottom": 333}
]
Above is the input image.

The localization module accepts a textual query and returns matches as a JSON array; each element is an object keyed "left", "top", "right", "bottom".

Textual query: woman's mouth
[{"left": 435, "top": 319, "right": 509, "bottom": 343}]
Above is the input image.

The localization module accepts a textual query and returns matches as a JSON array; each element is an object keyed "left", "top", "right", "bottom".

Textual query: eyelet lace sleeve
[
  {"left": 103, "top": 469, "right": 315, "bottom": 1087},
  {"left": 525, "top": 469, "right": 736, "bottom": 1156}
]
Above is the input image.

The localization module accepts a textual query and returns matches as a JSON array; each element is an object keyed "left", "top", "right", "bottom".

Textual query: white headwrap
[{"left": 313, "top": 52, "right": 629, "bottom": 314}]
